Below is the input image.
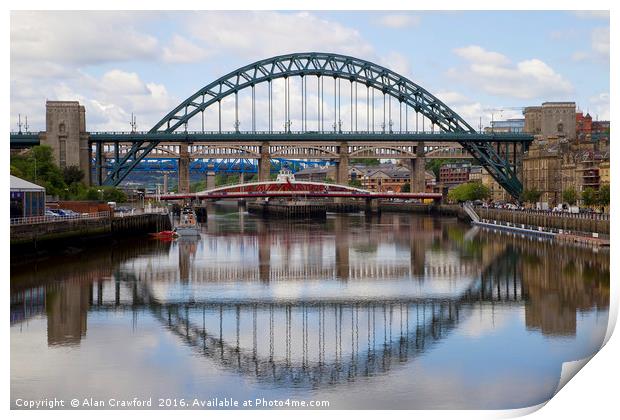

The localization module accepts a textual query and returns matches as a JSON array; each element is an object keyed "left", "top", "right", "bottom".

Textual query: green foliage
[
  {"left": 351, "top": 158, "right": 380, "bottom": 166},
  {"left": 102, "top": 187, "right": 127, "bottom": 203},
  {"left": 447, "top": 182, "right": 490, "bottom": 202},
  {"left": 348, "top": 178, "right": 362, "bottom": 188},
  {"left": 10, "top": 165, "right": 23, "bottom": 178},
  {"left": 191, "top": 180, "right": 207, "bottom": 192},
  {"left": 581, "top": 187, "right": 598, "bottom": 206},
  {"left": 562, "top": 187, "right": 578, "bottom": 206},
  {"left": 63, "top": 165, "right": 84, "bottom": 185},
  {"left": 598, "top": 184, "right": 610, "bottom": 207},
  {"left": 520, "top": 188, "right": 542, "bottom": 204},
  {"left": 400, "top": 182, "right": 411, "bottom": 193},
  {"left": 78, "top": 186, "right": 127, "bottom": 203},
  {"left": 84, "top": 187, "right": 101, "bottom": 201},
  {"left": 11, "top": 145, "right": 67, "bottom": 197},
  {"left": 324, "top": 177, "right": 335, "bottom": 184}
]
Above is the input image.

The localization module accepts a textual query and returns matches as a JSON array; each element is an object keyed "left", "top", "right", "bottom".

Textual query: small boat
[
  {"left": 149, "top": 230, "right": 178, "bottom": 239},
  {"left": 175, "top": 207, "right": 201, "bottom": 237}
]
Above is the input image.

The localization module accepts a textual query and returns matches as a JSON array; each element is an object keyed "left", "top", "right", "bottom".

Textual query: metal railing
[
  {"left": 113, "top": 206, "right": 169, "bottom": 217},
  {"left": 10, "top": 211, "right": 111, "bottom": 226},
  {"left": 476, "top": 206, "right": 609, "bottom": 221}
]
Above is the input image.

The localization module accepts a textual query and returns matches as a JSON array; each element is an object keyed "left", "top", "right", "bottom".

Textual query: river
[{"left": 10, "top": 204, "right": 610, "bottom": 409}]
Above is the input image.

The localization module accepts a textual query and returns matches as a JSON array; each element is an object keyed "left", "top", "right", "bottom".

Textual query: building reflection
[
  {"left": 476, "top": 229, "right": 609, "bottom": 336},
  {"left": 46, "top": 282, "right": 90, "bottom": 346},
  {"left": 10, "top": 212, "right": 609, "bottom": 358},
  {"left": 10, "top": 238, "right": 172, "bottom": 346}
]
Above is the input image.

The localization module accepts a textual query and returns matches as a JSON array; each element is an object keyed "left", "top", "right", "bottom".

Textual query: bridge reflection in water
[{"left": 10, "top": 210, "right": 609, "bottom": 393}]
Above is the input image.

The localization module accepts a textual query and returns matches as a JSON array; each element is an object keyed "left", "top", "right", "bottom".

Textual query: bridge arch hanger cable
[
  {"left": 102, "top": 52, "right": 525, "bottom": 197},
  {"left": 149, "top": 52, "right": 475, "bottom": 135}
]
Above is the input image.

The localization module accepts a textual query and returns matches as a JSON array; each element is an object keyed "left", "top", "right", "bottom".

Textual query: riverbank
[{"left": 10, "top": 212, "right": 172, "bottom": 256}]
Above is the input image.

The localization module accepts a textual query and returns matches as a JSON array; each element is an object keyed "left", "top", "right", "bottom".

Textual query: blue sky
[{"left": 10, "top": 10, "right": 610, "bottom": 132}]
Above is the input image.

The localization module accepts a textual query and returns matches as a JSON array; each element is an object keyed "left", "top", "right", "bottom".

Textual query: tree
[
  {"left": 63, "top": 165, "right": 84, "bottom": 185},
  {"left": 581, "top": 187, "right": 598, "bottom": 207},
  {"left": 400, "top": 182, "right": 411, "bottom": 193},
  {"left": 84, "top": 187, "right": 101, "bottom": 201},
  {"left": 348, "top": 178, "right": 362, "bottom": 188},
  {"left": 10, "top": 145, "right": 67, "bottom": 197},
  {"left": 562, "top": 187, "right": 578, "bottom": 206},
  {"left": 520, "top": 188, "right": 542, "bottom": 204},
  {"left": 598, "top": 184, "right": 610, "bottom": 207},
  {"left": 448, "top": 182, "right": 490, "bottom": 202},
  {"left": 102, "top": 187, "right": 127, "bottom": 203}
]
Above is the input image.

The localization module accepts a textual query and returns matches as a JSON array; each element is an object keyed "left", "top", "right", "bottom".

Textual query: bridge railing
[
  {"left": 89, "top": 130, "right": 453, "bottom": 136},
  {"left": 10, "top": 211, "right": 111, "bottom": 226}
]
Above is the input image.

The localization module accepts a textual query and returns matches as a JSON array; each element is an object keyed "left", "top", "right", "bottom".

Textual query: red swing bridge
[{"left": 153, "top": 180, "right": 442, "bottom": 201}]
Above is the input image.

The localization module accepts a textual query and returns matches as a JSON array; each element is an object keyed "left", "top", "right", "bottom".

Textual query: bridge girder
[{"left": 72, "top": 51, "right": 528, "bottom": 196}]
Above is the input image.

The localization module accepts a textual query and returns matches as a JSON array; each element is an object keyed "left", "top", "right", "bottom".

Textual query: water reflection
[{"left": 10, "top": 207, "right": 609, "bottom": 408}]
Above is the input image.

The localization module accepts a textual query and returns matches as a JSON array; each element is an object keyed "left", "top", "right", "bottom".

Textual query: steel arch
[{"left": 105, "top": 52, "right": 524, "bottom": 197}]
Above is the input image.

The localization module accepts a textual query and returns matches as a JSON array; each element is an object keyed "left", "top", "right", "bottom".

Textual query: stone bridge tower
[{"left": 40, "top": 101, "right": 91, "bottom": 185}]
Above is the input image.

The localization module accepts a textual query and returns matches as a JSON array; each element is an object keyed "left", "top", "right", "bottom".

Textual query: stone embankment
[{"left": 11, "top": 212, "right": 172, "bottom": 253}]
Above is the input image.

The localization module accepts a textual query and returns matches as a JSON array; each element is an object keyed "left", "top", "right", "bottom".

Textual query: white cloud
[
  {"left": 571, "top": 51, "right": 589, "bottom": 62},
  {"left": 186, "top": 11, "right": 374, "bottom": 60},
  {"left": 99, "top": 70, "right": 150, "bottom": 95},
  {"left": 569, "top": 26, "right": 609, "bottom": 63},
  {"left": 162, "top": 35, "right": 211, "bottom": 64},
  {"left": 10, "top": 11, "right": 160, "bottom": 66},
  {"left": 10, "top": 68, "right": 178, "bottom": 132},
  {"left": 588, "top": 92, "right": 610, "bottom": 121},
  {"left": 379, "top": 51, "right": 411, "bottom": 77},
  {"left": 376, "top": 14, "right": 420, "bottom": 29},
  {"left": 591, "top": 26, "right": 609, "bottom": 58},
  {"left": 450, "top": 45, "right": 573, "bottom": 100},
  {"left": 454, "top": 45, "right": 511, "bottom": 67},
  {"left": 572, "top": 11, "right": 610, "bottom": 20}
]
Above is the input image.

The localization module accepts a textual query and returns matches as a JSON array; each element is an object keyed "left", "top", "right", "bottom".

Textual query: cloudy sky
[{"left": 10, "top": 10, "right": 610, "bottom": 132}]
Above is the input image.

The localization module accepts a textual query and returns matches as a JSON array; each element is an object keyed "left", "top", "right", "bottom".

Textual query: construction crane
[
  {"left": 481, "top": 107, "right": 525, "bottom": 132},
  {"left": 483, "top": 107, "right": 525, "bottom": 122}
]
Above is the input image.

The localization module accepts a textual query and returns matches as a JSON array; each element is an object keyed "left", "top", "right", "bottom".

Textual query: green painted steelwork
[
  {"left": 10, "top": 53, "right": 533, "bottom": 197},
  {"left": 103, "top": 53, "right": 529, "bottom": 197},
  {"left": 85, "top": 131, "right": 531, "bottom": 143}
]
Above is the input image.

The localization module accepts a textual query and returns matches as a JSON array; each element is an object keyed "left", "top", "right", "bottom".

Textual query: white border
[{"left": 3, "top": 1, "right": 617, "bottom": 419}]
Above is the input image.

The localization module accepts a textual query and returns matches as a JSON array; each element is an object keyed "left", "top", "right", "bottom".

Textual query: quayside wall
[
  {"left": 10, "top": 213, "right": 172, "bottom": 254},
  {"left": 476, "top": 208, "right": 609, "bottom": 235}
]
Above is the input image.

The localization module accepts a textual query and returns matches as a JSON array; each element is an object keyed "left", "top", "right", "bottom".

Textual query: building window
[
  {"left": 59, "top": 123, "right": 66, "bottom": 133},
  {"left": 557, "top": 123, "right": 564, "bottom": 133}
]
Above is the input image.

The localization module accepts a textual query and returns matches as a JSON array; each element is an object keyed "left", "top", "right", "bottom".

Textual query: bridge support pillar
[
  {"left": 365, "top": 198, "right": 380, "bottom": 214},
  {"left": 178, "top": 143, "right": 190, "bottom": 194},
  {"left": 336, "top": 142, "right": 349, "bottom": 185},
  {"left": 95, "top": 142, "right": 103, "bottom": 186},
  {"left": 410, "top": 142, "right": 426, "bottom": 193},
  {"left": 258, "top": 142, "right": 271, "bottom": 182},
  {"left": 163, "top": 173, "right": 169, "bottom": 194},
  {"left": 206, "top": 163, "right": 216, "bottom": 191},
  {"left": 334, "top": 216, "right": 350, "bottom": 281},
  {"left": 257, "top": 220, "right": 270, "bottom": 282}
]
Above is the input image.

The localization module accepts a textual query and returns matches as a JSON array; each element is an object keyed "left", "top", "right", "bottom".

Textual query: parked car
[
  {"left": 60, "top": 209, "right": 81, "bottom": 217},
  {"left": 45, "top": 209, "right": 59, "bottom": 217}
]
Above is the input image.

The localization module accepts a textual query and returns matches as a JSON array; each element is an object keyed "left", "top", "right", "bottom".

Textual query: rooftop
[{"left": 10, "top": 175, "right": 45, "bottom": 191}]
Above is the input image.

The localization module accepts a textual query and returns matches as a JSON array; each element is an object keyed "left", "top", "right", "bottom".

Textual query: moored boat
[{"left": 175, "top": 207, "right": 200, "bottom": 236}]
